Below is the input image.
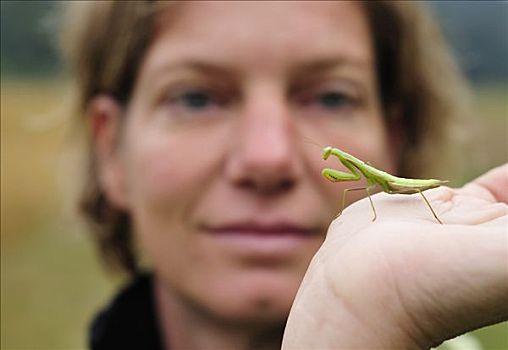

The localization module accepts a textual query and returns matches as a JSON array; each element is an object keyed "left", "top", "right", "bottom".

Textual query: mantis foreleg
[{"left": 336, "top": 158, "right": 379, "bottom": 221}]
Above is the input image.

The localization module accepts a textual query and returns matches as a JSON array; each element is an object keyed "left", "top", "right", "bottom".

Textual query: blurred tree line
[
  {"left": 1, "top": 1, "right": 507, "bottom": 82},
  {"left": 1, "top": 1, "right": 62, "bottom": 77}
]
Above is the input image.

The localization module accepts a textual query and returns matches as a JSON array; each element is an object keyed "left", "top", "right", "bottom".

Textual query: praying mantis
[{"left": 321, "top": 146, "right": 447, "bottom": 224}]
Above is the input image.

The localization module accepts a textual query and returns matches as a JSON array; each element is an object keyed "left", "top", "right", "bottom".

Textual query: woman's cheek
[{"left": 124, "top": 139, "right": 199, "bottom": 213}]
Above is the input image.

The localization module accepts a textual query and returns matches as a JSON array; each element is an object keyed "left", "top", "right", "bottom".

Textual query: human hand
[{"left": 283, "top": 164, "right": 508, "bottom": 349}]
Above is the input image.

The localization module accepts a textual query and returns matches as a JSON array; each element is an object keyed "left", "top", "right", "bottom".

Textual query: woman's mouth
[
  {"left": 206, "top": 223, "right": 317, "bottom": 236},
  {"left": 200, "top": 222, "right": 323, "bottom": 263}
]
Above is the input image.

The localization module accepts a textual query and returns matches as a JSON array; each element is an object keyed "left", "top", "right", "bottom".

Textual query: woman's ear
[{"left": 87, "top": 95, "right": 130, "bottom": 211}]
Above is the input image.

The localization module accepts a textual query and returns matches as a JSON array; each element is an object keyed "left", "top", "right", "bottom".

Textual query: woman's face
[{"left": 100, "top": 1, "right": 396, "bottom": 323}]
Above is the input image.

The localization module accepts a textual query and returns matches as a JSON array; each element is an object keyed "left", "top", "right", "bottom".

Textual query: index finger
[{"left": 471, "top": 164, "right": 508, "bottom": 204}]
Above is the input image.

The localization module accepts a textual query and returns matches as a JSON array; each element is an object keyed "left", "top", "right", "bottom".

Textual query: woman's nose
[{"left": 225, "top": 88, "right": 301, "bottom": 195}]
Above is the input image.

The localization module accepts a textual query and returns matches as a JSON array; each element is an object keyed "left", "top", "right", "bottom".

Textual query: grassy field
[
  {"left": 1, "top": 80, "right": 507, "bottom": 349},
  {"left": 1, "top": 80, "right": 121, "bottom": 349}
]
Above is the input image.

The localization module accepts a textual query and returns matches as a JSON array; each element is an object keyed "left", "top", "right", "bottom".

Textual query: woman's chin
[{"left": 198, "top": 273, "right": 301, "bottom": 323}]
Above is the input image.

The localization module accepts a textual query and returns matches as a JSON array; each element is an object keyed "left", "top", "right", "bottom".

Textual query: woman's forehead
[{"left": 144, "top": 1, "right": 374, "bottom": 78}]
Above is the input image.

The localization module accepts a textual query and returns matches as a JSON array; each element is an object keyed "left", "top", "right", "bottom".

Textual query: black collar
[{"left": 89, "top": 273, "right": 164, "bottom": 350}]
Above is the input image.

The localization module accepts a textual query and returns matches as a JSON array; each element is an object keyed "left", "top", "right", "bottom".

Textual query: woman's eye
[
  {"left": 157, "top": 87, "right": 229, "bottom": 121},
  {"left": 178, "top": 90, "right": 215, "bottom": 110},
  {"left": 294, "top": 86, "right": 362, "bottom": 120},
  {"left": 316, "top": 91, "right": 352, "bottom": 109}
]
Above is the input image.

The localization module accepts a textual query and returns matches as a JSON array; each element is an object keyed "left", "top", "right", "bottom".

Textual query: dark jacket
[{"left": 89, "top": 273, "right": 164, "bottom": 350}]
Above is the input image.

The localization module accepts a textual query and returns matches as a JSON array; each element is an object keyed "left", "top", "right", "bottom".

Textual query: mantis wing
[{"left": 387, "top": 179, "right": 447, "bottom": 194}]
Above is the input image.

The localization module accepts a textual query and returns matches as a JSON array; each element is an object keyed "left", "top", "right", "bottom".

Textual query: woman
[{"left": 61, "top": 1, "right": 507, "bottom": 349}]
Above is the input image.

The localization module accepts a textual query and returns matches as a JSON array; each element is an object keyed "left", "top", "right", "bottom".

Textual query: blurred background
[{"left": 1, "top": 1, "right": 506, "bottom": 349}]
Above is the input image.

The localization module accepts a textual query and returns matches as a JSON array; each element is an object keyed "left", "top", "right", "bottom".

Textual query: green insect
[{"left": 321, "top": 146, "right": 447, "bottom": 224}]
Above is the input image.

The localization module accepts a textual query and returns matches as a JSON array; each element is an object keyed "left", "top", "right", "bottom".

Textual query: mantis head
[{"left": 322, "top": 146, "right": 333, "bottom": 160}]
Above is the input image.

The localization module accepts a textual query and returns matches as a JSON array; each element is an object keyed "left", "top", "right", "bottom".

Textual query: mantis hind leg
[
  {"left": 418, "top": 190, "right": 444, "bottom": 224},
  {"left": 335, "top": 185, "right": 377, "bottom": 221}
]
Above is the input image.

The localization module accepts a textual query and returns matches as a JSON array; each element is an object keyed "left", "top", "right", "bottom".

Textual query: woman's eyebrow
[
  {"left": 147, "top": 60, "right": 238, "bottom": 80},
  {"left": 291, "top": 57, "right": 369, "bottom": 77},
  {"left": 144, "top": 57, "right": 368, "bottom": 86}
]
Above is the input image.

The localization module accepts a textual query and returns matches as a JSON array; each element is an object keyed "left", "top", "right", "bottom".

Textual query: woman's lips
[
  {"left": 200, "top": 223, "right": 322, "bottom": 261},
  {"left": 205, "top": 224, "right": 317, "bottom": 236}
]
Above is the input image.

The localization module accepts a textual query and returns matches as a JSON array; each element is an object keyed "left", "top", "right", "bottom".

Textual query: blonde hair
[{"left": 60, "top": 1, "right": 470, "bottom": 275}]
